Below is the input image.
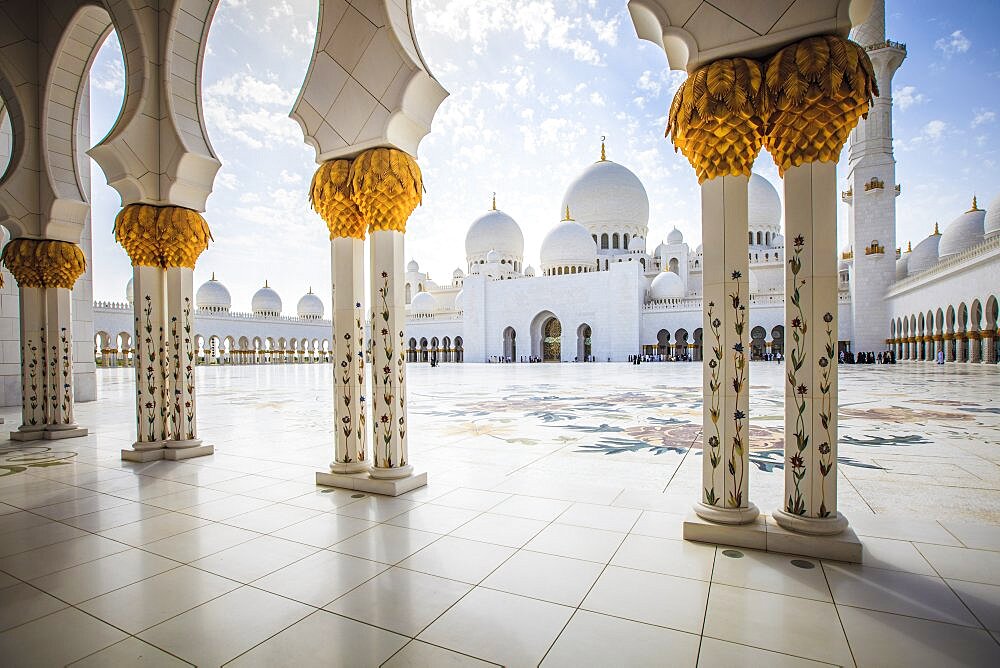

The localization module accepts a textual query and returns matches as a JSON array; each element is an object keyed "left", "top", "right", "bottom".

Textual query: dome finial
[
  {"left": 563, "top": 205, "right": 573, "bottom": 221},
  {"left": 933, "top": 222, "right": 940, "bottom": 236},
  {"left": 308, "top": 286, "right": 313, "bottom": 294},
  {"left": 600, "top": 135, "right": 606, "bottom": 161},
  {"left": 491, "top": 192, "right": 497, "bottom": 211},
  {"left": 906, "top": 240, "right": 912, "bottom": 253},
  {"left": 211, "top": 271, "right": 216, "bottom": 281},
  {"left": 968, "top": 195, "right": 980, "bottom": 212},
  {"left": 264, "top": 279, "right": 269, "bottom": 288}
]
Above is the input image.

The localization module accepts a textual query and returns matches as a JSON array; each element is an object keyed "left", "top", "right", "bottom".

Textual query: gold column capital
[
  {"left": 114, "top": 204, "right": 212, "bottom": 268},
  {"left": 350, "top": 148, "right": 422, "bottom": 234},
  {"left": 1, "top": 238, "right": 86, "bottom": 289},
  {"left": 667, "top": 57, "right": 765, "bottom": 183},
  {"left": 310, "top": 159, "right": 366, "bottom": 239}
]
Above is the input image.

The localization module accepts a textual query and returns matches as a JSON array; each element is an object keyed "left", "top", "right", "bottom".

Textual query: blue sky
[{"left": 87, "top": 0, "right": 1000, "bottom": 311}]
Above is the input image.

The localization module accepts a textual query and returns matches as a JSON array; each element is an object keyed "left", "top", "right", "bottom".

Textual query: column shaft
[
  {"left": 330, "top": 237, "right": 368, "bottom": 473},
  {"left": 775, "top": 161, "right": 847, "bottom": 535},
  {"left": 42, "top": 288, "right": 83, "bottom": 433},
  {"left": 369, "top": 230, "right": 412, "bottom": 479},
  {"left": 165, "top": 267, "right": 202, "bottom": 448},
  {"left": 970, "top": 335, "right": 981, "bottom": 363},
  {"left": 131, "top": 266, "right": 170, "bottom": 449},
  {"left": 13, "top": 287, "right": 47, "bottom": 438},
  {"left": 695, "top": 175, "right": 757, "bottom": 524}
]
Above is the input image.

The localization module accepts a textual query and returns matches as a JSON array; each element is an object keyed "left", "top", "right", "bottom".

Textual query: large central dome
[
  {"left": 560, "top": 158, "right": 649, "bottom": 235},
  {"left": 465, "top": 208, "right": 524, "bottom": 260}
]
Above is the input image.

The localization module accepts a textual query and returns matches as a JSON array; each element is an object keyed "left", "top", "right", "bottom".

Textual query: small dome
[
  {"left": 410, "top": 291, "right": 437, "bottom": 313},
  {"left": 252, "top": 282, "right": 282, "bottom": 316},
  {"left": 453, "top": 267, "right": 465, "bottom": 278},
  {"left": 465, "top": 209, "right": 524, "bottom": 260},
  {"left": 126, "top": 277, "right": 134, "bottom": 305},
  {"left": 654, "top": 241, "right": 669, "bottom": 258},
  {"left": 540, "top": 219, "right": 598, "bottom": 271},
  {"left": 196, "top": 274, "right": 232, "bottom": 312},
  {"left": 453, "top": 289, "right": 464, "bottom": 310},
  {"left": 486, "top": 249, "right": 500, "bottom": 263},
  {"left": 524, "top": 265, "right": 536, "bottom": 277},
  {"left": 771, "top": 233, "right": 784, "bottom": 246},
  {"left": 649, "top": 270, "right": 685, "bottom": 300},
  {"left": 749, "top": 173, "right": 782, "bottom": 232},
  {"left": 561, "top": 159, "right": 649, "bottom": 234},
  {"left": 407, "top": 259, "right": 419, "bottom": 273},
  {"left": 907, "top": 231, "right": 942, "bottom": 276},
  {"left": 667, "top": 226, "right": 684, "bottom": 244},
  {"left": 296, "top": 289, "right": 324, "bottom": 319},
  {"left": 695, "top": 243, "right": 703, "bottom": 254},
  {"left": 985, "top": 193, "right": 1000, "bottom": 239},
  {"left": 895, "top": 252, "right": 910, "bottom": 280},
  {"left": 938, "top": 200, "right": 986, "bottom": 258}
]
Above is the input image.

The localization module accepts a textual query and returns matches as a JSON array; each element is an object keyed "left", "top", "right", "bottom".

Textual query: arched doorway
[
  {"left": 771, "top": 325, "right": 785, "bottom": 357},
  {"left": 674, "top": 328, "right": 689, "bottom": 360},
  {"left": 656, "top": 329, "right": 670, "bottom": 357},
  {"left": 750, "top": 326, "right": 766, "bottom": 359},
  {"left": 454, "top": 336, "right": 464, "bottom": 363},
  {"left": 543, "top": 317, "right": 562, "bottom": 362},
  {"left": 503, "top": 327, "right": 516, "bottom": 361},
  {"left": 419, "top": 337, "right": 429, "bottom": 363},
  {"left": 577, "top": 323, "right": 592, "bottom": 361},
  {"left": 692, "top": 328, "right": 703, "bottom": 361}
]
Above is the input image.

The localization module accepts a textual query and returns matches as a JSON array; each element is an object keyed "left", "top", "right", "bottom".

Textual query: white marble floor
[{"left": 0, "top": 362, "right": 998, "bottom": 666}]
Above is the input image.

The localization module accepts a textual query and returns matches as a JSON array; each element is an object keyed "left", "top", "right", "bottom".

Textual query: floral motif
[
  {"left": 817, "top": 311, "right": 836, "bottom": 517},
  {"left": 704, "top": 300, "right": 723, "bottom": 506},
  {"left": 727, "top": 276, "right": 748, "bottom": 509},
  {"left": 786, "top": 236, "right": 809, "bottom": 515}
]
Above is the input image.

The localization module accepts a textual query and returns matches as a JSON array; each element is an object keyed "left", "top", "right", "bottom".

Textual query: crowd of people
[{"left": 840, "top": 350, "right": 896, "bottom": 364}]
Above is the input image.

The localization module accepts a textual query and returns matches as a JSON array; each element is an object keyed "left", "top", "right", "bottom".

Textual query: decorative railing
[
  {"left": 889, "top": 234, "right": 1000, "bottom": 294},
  {"left": 864, "top": 245, "right": 885, "bottom": 255},
  {"left": 842, "top": 250, "right": 854, "bottom": 260},
  {"left": 895, "top": 184, "right": 901, "bottom": 195},
  {"left": 865, "top": 39, "right": 906, "bottom": 52},
  {"left": 864, "top": 177, "right": 884, "bottom": 192}
]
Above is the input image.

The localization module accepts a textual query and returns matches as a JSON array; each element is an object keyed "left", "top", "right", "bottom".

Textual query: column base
[
  {"left": 329, "top": 461, "right": 370, "bottom": 474},
  {"left": 772, "top": 508, "right": 849, "bottom": 535},
  {"left": 316, "top": 469, "right": 427, "bottom": 497},
  {"left": 683, "top": 511, "right": 861, "bottom": 563},
  {"left": 121, "top": 446, "right": 166, "bottom": 462},
  {"left": 370, "top": 464, "right": 414, "bottom": 480},
  {"left": 164, "top": 442, "right": 214, "bottom": 460},
  {"left": 43, "top": 425, "right": 88, "bottom": 440},
  {"left": 693, "top": 501, "right": 760, "bottom": 525},
  {"left": 11, "top": 427, "right": 46, "bottom": 442}
]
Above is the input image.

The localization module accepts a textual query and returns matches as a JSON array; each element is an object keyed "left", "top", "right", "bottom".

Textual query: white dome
[
  {"left": 486, "top": 249, "right": 500, "bottom": 263},
  {"left": 524, "top": 265, "right": 536, "bottom": 277},
  {"left": 410, "top": 291, "right": 437, "bottom": 313},
  {"left": 771, "top": 233, "right": 784, "bottom": 246},
  {"left": 749, "top": 173, "right": 781, "bottom": 232},
  {"left": 540, "top": 219, "right": 598, "bottom": 270},
  {"left": 938, "top": 203, "right": 986, "bottom": 258},
  {"left": 907, "top": 232, "right": 942, "bottom": 276},
  {"left": 453, "top": 267, "right": 465, "bottom": 278},
  {"left": 126, "top": 277, "right": 134, "bottom": 305},
  {"left": 667, "top": 226, "right": 684, "bottom": 244},
  {"left": 695, "top": 243, "right": 703, "bottom": 254},
  {"left": 196, "top": 275, "right": 232, "bottom": 311},
  {"left": 252, "top": 283, "right": 282, "bottom": 316},
  {"left": 453, "top": 289, "right": 464, "bottom": 310},
  {"left": 465, "top": 209, "right": 524, "bottom": 259},
  {"left": 296, "top": 289, "right": 324, "bottom": 319},
  {"left": 895, "top": 252, "right": 910, "bottom": 280},
  {"left": 985, "top": 193, "right": 1000, "bottom": 239},
  {"left": 649, "top": 270, "right": 685, "bottom": 300},
  {"left": 407, "top": 259, "right": 419, "bottom": 273},
  {"left": 654, "top": 241, "right": 669, "bottom": 258},
  {"left": 561, "top": 159, "right": 649, "bottom": 234}
]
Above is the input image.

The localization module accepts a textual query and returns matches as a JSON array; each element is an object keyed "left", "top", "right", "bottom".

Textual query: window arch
[
  {"left": 601, "top": 233, "right": 609, "bottom": 249},
  {"left": 612, "top": 233, "right": 620, "bottom": 249}
]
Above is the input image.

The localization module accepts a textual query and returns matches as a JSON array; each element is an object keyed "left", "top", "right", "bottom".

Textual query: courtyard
[{"left": 0, "top": 363, "right": 999, "bottom": 666}]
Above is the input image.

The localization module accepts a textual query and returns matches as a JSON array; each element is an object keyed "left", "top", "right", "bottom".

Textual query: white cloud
[
  {"left": 216, "top": 172, "right": 239, "bottom": 189},
  {"left": 972, "top": 109, "right": 995, "bottom": 127},
  {"left": 893, "top": 85, "right": 926, "bottom": 111},
  {"left": 586, "top": 13, "right": 620, "bottom": 46},
  {"left": 206, "top": 72, "right": 296, "bottom": 107},
  {"left": 935, "top": 30, "right": 971, "bottom": 56},
  {"left": 279, "top": 169, "right": 302, "bottom": 184},
  {"left": 923, "top": 119, "right": 948, "bottom": 141},
  {"left": 590, "top": 91, "right": 606, "bottom": 107}
]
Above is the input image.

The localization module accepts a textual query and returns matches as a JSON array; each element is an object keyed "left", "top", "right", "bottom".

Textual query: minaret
[{"left": 845, "top": 0, "right": 906, "bottom": 353}]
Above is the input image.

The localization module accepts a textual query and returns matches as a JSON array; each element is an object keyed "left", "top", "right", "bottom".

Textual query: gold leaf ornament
[
  {"left": 350, "top": 148, "right": 423, "bottom": 234},
  {"left": 309, "top": 159, "right": 366, "bottom": 239},
  {"left": 1, "top": 238, "right": 86, "bottom": 289},
  {"left": 114, "top": 204, "right": 213, "bottom": 268},
  {"left": 667, "top": 57, "right": 766, "bottom": 183},
  {"left": 763, "top": 35, "right": 878, "bottom": 174}
]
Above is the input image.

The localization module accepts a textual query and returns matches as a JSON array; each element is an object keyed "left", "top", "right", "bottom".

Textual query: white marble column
[
  {"left": 11, "top": 287, "right": 48, "bottom": 441},
  {"left": 969, "top": 333, "right": 982, "bottom": 363},
  {"left": 42, "top": 288, "right": 87, "bottom": 438},
  {"left": 773, "top": 161, "right": 848, "bottom": 535},
  {"left": 984, "top": 334, "right": 997, "bottom": 364},
  {"left": 946, "top": 333, "right": 956, "bottom": 362},
  {"left": 123, "top": 266, "right": 171, "bottom": 460},
  {"left": 695, "top": 175, "right": 757, "bottom": 524},
  {"left": 165, "top": 267, "right": 212, "bottom": 458},
  {"left": 328, "top": 237, "right": 368, "bottom": 474}
]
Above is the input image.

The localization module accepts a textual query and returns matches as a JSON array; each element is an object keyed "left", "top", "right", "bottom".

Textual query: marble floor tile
[
  {"left": 825, "top": 563, "right": 979, "bottom": 626},
  {"left": 399, "top": 536, "right": 515, "bottom": 584},
  {"left": 227, "top": 610, "right": 407, "bottom": 667},
  {"left": 712, "top": 548, "right": 831, "bottom": 601},
  {"left": 189, "top": 534, "right": 317, "bottom": 582},
  {"left": 31, "top": 493, "right": 134, "bottom": 521},
  {"left": 696, "top": 638, "right": 837, "bottom": 667},
  {"left": 582, "top": 565, "right": 709, "bottom": 633},
  {"left": 182, "top": 494, "right": 275, "bottom": 521},
  {"left": 450, "top": 512, "right": 548, "bottom": 548},
  {"left": 253, "top": 550, "right": 387, "bottom": 607},
  {"left": 383, "top": 640, "right": 499, "bottom": 667},
  {"left": 142, "top": 523, "right": 260, "bottom": 562},
  {"left": 703, "top": 584, "right": 853, "bottom": 666},
  {"left": 222, "top": 502, "right": 321, "bottom": 533},
  {"left": 0, "top": 607, "right": 127, "bottom": 667},
  {"left": 99, "top": 512, "right": 210, "bottom": 546},
  {"left": 0, "top": 521, "right": 87, "bottom": 558},
  {"left": 945, "top": 578, "right": 1000, "bottom": 632},
  {"left": 0, "top": 583, "right": 67, "bottom": 632},
  {"left": 554, "top": 502, "right": 642, "bottom": 532},
  {"left": 331, "top": 524, "right": 441, "bottom": 564},
  {"left": 270, "top": 512, "right": 375, "bottom": 547},
  {"left": 138, "top": 586, "right": 312, "bottom": 666},
  {"left": 30, "top": 548, "right": 179, "bottom": 604},
  {"left": 524, "top": 523, "right": 626, "bottom": 563},
  {"left": 62, "top": 502, "right": 170, "bottom": 532},
  {"left": 68, "top": 637, "right": 193, "bottom": 667},
  {"left": 335, "top": 496, "right": 423, "bottom": 522},
  {"left": 419, "top": 587, "right": 574, "bottom": 668},
  {"left": 78, "top": 565, "right": 241, "bottom": 634},
  {"left": 430, "top": 488, "right": 511, "bottom": 511},
  {"left": 612, "top": 534, "right": 716, "bottom": 581},
  {"left": 838, "top": 605, "right": 1000, "bottom": 668},
  {"left": 915, "top": 543, "right": 1000, "bottom": 585},
  {"left": 850, "top": 516, "right": 963, "bottom": 546},
  {"left": 854, "top": 536, "right": 938, "bottom": 575},
  {"left": 0, "top": 534, "right": 131, "bottom": 580},
  {"left": 938, "top": 520, "right": 1000, "bottom": 551},
  {"left": 481, "top": 550, "right": 603, "bottom": 606},
  {"left": 326, "top": 567, "right": 472, "bottom": 636},
  {"left": 488, "top": 495, "right": 572, "bottom": 522},
  {"left": 542, "top": 609, "right": 700, "bottom": 667},
  {"left": 387, "top": 504, "right": 481, "bottom": 534}
]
